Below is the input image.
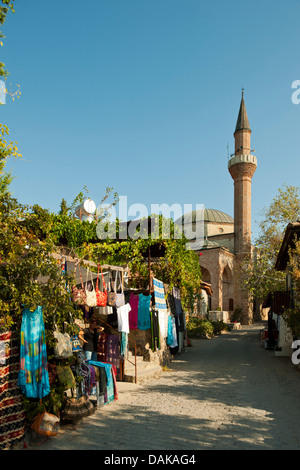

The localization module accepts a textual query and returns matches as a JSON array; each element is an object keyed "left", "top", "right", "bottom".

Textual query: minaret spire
[{"left": 235, "top": 89, "right": 251, "bottom": 134}]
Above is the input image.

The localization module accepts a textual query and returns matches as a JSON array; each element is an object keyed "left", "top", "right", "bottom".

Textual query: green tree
[{"left": 240, "top": 184, "right": 300, "bottom": 300}]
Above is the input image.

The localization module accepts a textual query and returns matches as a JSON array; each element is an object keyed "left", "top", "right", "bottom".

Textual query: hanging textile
[
  {"left": 158, "top": 310, "right": 167, "bottom": 340},
  {"left": 150, "top": 310, "right": 160, "bottom": 352},
  {"left": 172, "top": 286, "right": 183, "bottom": 316},
  {"left": 120, "top": 332, "right": 128, "bottom": 358},
  {"left": 137, "top": 294, "right": 151, "bottom": 330},
  {"left": 153, "top": 278, "right": 167, "bottom": 311},
  {"left": 18, "top": 307, "right": 50, "bottom": 399},
  {"left": 168, "top": 293, "right": 176, "bottom": 316},
  {"left": 167, "top": 315, "right": 178, "bottom": 349},
  {"left": 0, "top": 331, "right": 26, "bottom": 450},
  {"left": 97, "top": 366, "right": 108, "bottom": 406},
  {"left": 129, "top": 292, "right": 139, "bottom": 329},
  {"left": 117, "top": 303, "right": 131, "bottom": 334},
  {"left": 106, "top": 334, "right": 121, "bottom": 380},
  {"left": 170, "top": 315, "right": 179, "bottom": 355},
  {"left": 97, "top": 331, "right": 109, "bottom": 363},
  {"left": 87, "top": 361, "right": 117, "bottom": 404}
]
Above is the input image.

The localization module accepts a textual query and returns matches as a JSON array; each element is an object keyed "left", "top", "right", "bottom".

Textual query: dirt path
[{"left": 26, "top": 323, "right": 300, "bottom": 450}]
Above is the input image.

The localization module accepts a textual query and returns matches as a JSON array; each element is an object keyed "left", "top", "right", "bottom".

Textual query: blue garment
[
  {"left": 18, "top": 306, "right": 50, "bottom": 399},
  {"left": 167, "top": 315, "right": 178, "bottom": 348},
  {"left": 87, "top": 360, "right": 115, "bottom": 404},
  {"left": 120, "top": 332, "right": 128, "bottom": 357},
  {"left": 137, "top": 294, "right": 151, "bottom": 330}
]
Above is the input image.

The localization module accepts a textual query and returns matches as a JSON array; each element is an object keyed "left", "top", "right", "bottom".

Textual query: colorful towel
[{"left": 153, "top": 278, "right": 167, "bottom": 311}]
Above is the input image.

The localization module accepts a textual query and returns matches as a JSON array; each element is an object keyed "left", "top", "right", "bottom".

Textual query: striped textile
[
  {"left": 153, "top": 278, "right": 167, "bottom": 311},
  {"left": 0, "top": 331, "right": 25, "bottom": 450}
]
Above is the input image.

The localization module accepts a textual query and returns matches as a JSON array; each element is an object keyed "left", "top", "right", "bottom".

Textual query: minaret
[
  {"left": 228, "top": 91, "right": 257, "bottom": 255},
  {"left": 228, "top": 91, "right": 257, "bottom": 324}
]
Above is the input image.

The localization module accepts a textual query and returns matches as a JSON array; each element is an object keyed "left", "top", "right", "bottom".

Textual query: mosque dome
[
  {"left": 175, "top": 208, "right": 234, "bottom": 226},
  {"left": 175, "top": 208, "right": 234, "bottom": 249}
]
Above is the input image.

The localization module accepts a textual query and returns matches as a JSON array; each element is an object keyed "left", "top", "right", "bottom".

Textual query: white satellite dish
[{"left": 75, "top": 198, "right": 96, "bottom": 222}]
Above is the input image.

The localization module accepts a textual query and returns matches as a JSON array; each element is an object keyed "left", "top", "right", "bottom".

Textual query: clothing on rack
[
  {"left": 18, "top": 307, "right": 50, "bottom": 399},
  {"left": 129, "top": 292, "right": 139, "bottom": 329},
  {"left": 87, "top": 360, "right": 118, "bottom": 405},
  {"left": 137, "top": 293, "right": 151, "bottom": 330},
  {"left": 120, "top": 332, "right": 128, "bottom": 358},
  {"left": 150, "top": 310, "right": 160, "bottom": 352},
  {"left": 167, "top": 315, "right": 178, "bottom": 349},
  {"left": 97, "top": 333, "right": 121, "bottom": 380},
  {"left": 117, "top": 303, "right": 131, "bottom": 334},
  {"left": 106, "top": 334, "right": 121, "bottom": 379},
  {"left": 153, "top": 278, "right": 167, "bottom": 311},
  {"left": 97, "top": 331, "right": 108, "bottom": 363},
  {"left": 158, "top": 309, "right": 168, "bottom": 340},
  {"left": 0, "top": 331, "right": 26, "bottom": 450}
]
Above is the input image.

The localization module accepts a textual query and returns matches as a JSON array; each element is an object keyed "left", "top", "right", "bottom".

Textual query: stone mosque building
[{"left": 177, "top": 92, "right": 257, "bottom": 324}]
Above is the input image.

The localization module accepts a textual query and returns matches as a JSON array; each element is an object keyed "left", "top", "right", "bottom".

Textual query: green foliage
[
  {"left": 231, "top": 306, "right": 243, "bottom": 322},
  {"left": 211, "top": 320, "right": 230, "bottom": 335},
  {"left": 186, "top": 317, "right": 214, "bottom": 338},
  {"left": 283, "top": 240, "right": 300, "bottom": 336},
  {"left": 0, "top": 1, "right": 16, "bottom": 77},
  {"left": 83, "top": 215, "right": 202, "bottom": 312},
  {"left": 240, "top": 184, "right": 299, "bottom": 300}
]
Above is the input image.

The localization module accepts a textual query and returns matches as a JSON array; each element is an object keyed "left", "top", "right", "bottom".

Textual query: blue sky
[{"left": 2, "top": 0, "right": 300, "bottom": 241}]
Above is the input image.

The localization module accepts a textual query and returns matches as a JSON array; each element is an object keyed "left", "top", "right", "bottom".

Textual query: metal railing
[{"left": 95, "top": 317, "right": 137, "bottom": 384}]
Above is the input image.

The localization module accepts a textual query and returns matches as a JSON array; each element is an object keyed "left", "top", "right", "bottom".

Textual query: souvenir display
[
  {"left": 18, "top": 307, "right": 50, "bottom": 399},
  {"left": 115, "top": 271, "right": 125, "bottom": 307},
  {"left": 72, "top": 262, "right": 87, "bottom": 305},
  {"left": 0, "top": 331, "right": 25, "bottom": 450},
  {"left": 31, "top": 410, "right": 60, "bottom": 437},
  {"left": 107, "top": 271, "right": 116, "bottom": 307},
  {"left": 129, "top": 292, "right": 139, "bottom": 329},
  {"left": 53, "top": 324, "right": 73, "bottom": 359},
  {"left": 137, "top": 293, "right": 151, "bottom": 330},
  {"left": 95, "top": 264, "right": 107, "bottom": 307},
  {"left": 85, "top": 268, "right": 97, "bottom": 307}
]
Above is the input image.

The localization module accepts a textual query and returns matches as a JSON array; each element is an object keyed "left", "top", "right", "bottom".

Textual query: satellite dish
[{"left": 75, "top": 198, "right": 96, "bottom": 222}]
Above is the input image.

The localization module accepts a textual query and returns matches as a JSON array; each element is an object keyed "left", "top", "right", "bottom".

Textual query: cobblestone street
[{"left": 27, "top": 323, "right": 300, "bottom": 451}]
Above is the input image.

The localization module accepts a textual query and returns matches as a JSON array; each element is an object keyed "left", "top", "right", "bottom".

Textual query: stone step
[
  {"left": 123, "top": 360, "right": 163, "bottom": 384},
  {"left": 125, "top": 351, "right": 145, "bottom": 363}
]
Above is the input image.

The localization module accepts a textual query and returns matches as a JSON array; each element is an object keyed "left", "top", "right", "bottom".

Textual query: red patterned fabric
[{"left": 0, "top": 331, "right": 25, "bottom": 449}]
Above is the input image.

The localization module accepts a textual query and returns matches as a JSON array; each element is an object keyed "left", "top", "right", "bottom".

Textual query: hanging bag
[
  {"left": 115, "top": 270, "right": 125, "bottom": 308},
  {"left": 68, "top": 313, "right": 82, "bottom": 353},
  {"left": 53, "top": 323, "right": 73, "bottom": 359},
  {"left": 85, "top": 268, "right": 97, "bottom": 307},
  {"left": 96, "top": 264, "right": 107, "bottom": 307},
  {"left": 56, "top": 364, "right": 76, "bottom": 390},
  {"left": 107, "top": 271, "right": 116, "bottom": 307},
  {"left": 31, "top": 408, "right": 60, "bottom": 437},
  {"left": 72, "top": 262, "right": 87, "bottom": 305}
]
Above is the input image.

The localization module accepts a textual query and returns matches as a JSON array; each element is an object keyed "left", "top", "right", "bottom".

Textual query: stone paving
[{"left": 25, "top": 323, "right": 300, "bottom": 451}]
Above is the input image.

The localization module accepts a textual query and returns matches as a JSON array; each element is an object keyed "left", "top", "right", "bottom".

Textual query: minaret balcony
[{"left": 228, "top": 153, "right": 257, "bottom": 170}]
